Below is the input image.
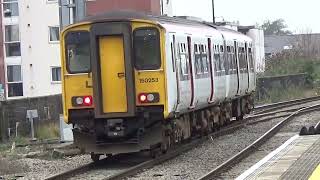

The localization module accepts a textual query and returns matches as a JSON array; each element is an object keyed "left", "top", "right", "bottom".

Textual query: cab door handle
[{"left": 118, "top": 72, "right": 125, "bottom": 78}]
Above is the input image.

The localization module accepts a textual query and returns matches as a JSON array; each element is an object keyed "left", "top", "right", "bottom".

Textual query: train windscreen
[
  {"left": 65, "top": 31, "right": 91, "bottom": 74},
  {"left": 133, "top": 28, "right": 161, "bottom": 70}
]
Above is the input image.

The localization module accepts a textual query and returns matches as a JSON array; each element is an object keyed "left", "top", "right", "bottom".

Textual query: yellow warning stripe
[{"left": 309, "top": 164, "right": 320, "bottom": 180}]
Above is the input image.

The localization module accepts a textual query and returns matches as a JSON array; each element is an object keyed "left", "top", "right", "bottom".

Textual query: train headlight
[
  {"left": 76, "top": 97, "right": 84, "bottom": 105},
  {"left": 147, "top": 94, "right": 155, "bottom": 102},
  {"left": 138, "top": 93, "right": 159, "bottom": 103}
]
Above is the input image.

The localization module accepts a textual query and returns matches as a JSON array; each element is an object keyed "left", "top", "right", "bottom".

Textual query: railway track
[
  {"left": 46, "top": 96, "right": 320, "bottom": 180},
  {"left": 253, "top": 96, "right": 320, "bottom": 114},
  {"left": 199, "top": 104, "right": 320, "bottom": 180}
]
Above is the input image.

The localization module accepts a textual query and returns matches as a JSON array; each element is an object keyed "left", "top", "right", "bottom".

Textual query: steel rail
[
  {"left": 198, "top": 104, "right": 320, "bottom": 180},
  {"left": 253, "top": 96, "right": 320, "bottom": 115},
  {"left": 46, "top": 162, "right": 96, "bottom": 180}
]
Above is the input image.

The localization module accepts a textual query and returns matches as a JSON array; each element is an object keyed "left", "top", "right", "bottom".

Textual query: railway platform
[{"left": 236, "top": 134, "right": 320, "bottom": 180}]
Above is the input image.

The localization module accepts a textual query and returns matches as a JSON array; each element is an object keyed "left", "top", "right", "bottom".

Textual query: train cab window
[
  {"left": 65, "top": 31, "right": 91, "bottom": 74},
  {"left": 134, "top": 28, "right": 161, "bottom": 70}
]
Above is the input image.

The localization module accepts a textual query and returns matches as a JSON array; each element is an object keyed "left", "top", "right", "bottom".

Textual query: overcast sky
[{"left": 173, "top": 0, "right": 320, "bottom": 33}]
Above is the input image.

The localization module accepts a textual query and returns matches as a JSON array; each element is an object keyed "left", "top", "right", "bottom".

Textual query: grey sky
[{"left": 173, "top": 0, "right": 320, "bottom": 33}]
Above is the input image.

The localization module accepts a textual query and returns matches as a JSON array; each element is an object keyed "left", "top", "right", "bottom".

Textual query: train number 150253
[{"left": 139, "top": 78, "right": 159, "bottom": 83}]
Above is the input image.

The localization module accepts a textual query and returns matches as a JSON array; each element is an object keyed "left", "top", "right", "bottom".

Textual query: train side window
[
  {"left": 238, "top": 47, "right": 246, "bottom": 73},
  {"left": 242, "top": 47, "right": 245, "bottom": 71},
  {"left": 194, "top": 44, "right": 202, "bottom": 75},
  {"left": 232, "top": 46, "right": 236, "bottom": 73},
  {"left": 214, "top": 45, "right": 221, "bottom": 74},
  {"left": 248, "top": 48, "right": 254, "bottom": 72},
  {"left": 238, "top": 47, "right": 242, "bottom": 72},
  {"left": 244, "top": 43, "right": 250, "bottom": 73},
  {"left": 219, "top": 45, "right": 225, "bottom": 72},
  {"left": 171, "top": 42, "right": 175, "bottom": 72},
  {"left": 178, "top": 43, "right": 189, "bottom": 78},
  {"left": 201, "top": 45, "right": 209, "bottom": 74},
  {"left": 226, "top": 46, "right": 231, "bottom": 73},
  {"left": 134, "top": 28, "right": 161, "bottom": 70}
]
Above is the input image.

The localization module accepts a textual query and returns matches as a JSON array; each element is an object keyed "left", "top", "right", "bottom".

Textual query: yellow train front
[{"left": 61, "top": 13, "right": 168, "bottom": 160}]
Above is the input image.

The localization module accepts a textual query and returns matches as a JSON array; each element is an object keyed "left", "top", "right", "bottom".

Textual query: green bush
[
  {"left": 35, "top": 122, "right": 60, "bottom": 140},
  {"left": 264, "top": 58, "right": 320, "bottom": 85}
]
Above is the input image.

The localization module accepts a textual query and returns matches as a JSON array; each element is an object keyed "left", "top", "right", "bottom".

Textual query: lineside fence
[
  {"left": 256, "top": 73, "right": 308, "bottom": 100},
  {"left": 0, "top": 94, "right": 62, "bottom": 142}
]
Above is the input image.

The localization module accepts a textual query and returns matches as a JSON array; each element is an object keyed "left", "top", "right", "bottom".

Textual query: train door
[
  {"left": 90, "top": 23, "right": 135, "bottom": 118},
  {"left": 169, "top": 33, "right": 181, "bottom": 112},
  {"left": 187, "top": 36, "right": 195, "bottom": 108},
  {"left": 208, "top": 38, "right": 214, "bottom": 102},
  {"left": 248, "top": 44, "right": 256, "bottom": 92},
  {"left": 244, "top": 43, "right": 250, "bottom": 93},
  {"left": 234, "top": 41, "right": 241, "bottom": 95},
  {"left": 174, "top": 36, "right": 192, "bottom": 111}
]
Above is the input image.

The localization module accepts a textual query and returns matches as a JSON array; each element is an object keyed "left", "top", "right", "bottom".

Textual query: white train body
[{"left": 162, "top": 21, "right": 256, "bottom": 115}]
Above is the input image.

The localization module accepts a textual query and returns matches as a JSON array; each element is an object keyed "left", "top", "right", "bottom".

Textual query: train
[{"left": 60, "top": 11, "right": 256, "bottom": 161}]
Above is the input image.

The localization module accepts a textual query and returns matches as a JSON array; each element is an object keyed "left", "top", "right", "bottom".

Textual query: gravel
[
  {"left": 68, "top": 153, "right": 150, "bottom": 180},
  {"left": 1, "top": 155, "right": 91, "bottom": 180},
  {"left": 220, "top": 111, "right": 320, "bottom": 179},
  {"left": 130, "top": 118, "right": 285, "bottom": 180}
]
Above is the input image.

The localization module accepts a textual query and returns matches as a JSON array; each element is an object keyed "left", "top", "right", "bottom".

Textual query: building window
[
  {"left": 51, "top": 67, "right": 61, "bottom": 82},
  {"left": 5, "top": 25, "right": 19, "bottom": 42},
  {"left": 3, "top": 0, "right": 19, "bottom": 17},
  {"left": 4, "top": 25, "right": 21, "bottom": 57},
  {"left": 49, "top": 26, "right": 60, "bottom": 42},
  {"left": 7, "top": 65, "right": 23, "bottom": 97}
]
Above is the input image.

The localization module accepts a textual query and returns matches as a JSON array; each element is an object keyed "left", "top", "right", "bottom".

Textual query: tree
[{"left": 262, "top": 19, "right": 292, "bottom": 35}]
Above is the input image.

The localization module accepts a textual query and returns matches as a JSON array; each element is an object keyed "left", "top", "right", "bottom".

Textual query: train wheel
[
  {"left": 150, "top": 149, "right": 159, "bottom": 158},
  {"left": 161, "top": 138, "right": 169, "bottom": 154},
  {"left": 236, "top": 114, "right": 244, "bottom": 121},
  {"left": 161, "top": 124, "right": 171, "bottom": 154},
  {"left": 91, "top": 152, "right": 100, "bottom": 162}
]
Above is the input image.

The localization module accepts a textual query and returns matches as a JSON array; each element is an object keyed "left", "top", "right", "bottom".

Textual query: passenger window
[
  {"left": 201, "top": 45, "right": 209, "bottom": 73},
  {"left": 219, "top": 45, "right": 225, "bottom": 71},
  {"left": 248, "top": 48, "right": 254, "bottom": 72},
  {"left": 171, "top": 42, "right": 175, "bottom": 72},
  {"left": 232, "top": 46, "right": 236, "bottom": 72},
  {"left": 214, "top": 45, "right": 221, "bottom": 73},
  {"left": 134, "top": 28, "right": 161, "bottom": 70},
  {"left": 179, "top": 43, "right": 189, "bottom": 78},
  {"left": 194, "top": 44, "right": 202, "bottom": 75}
]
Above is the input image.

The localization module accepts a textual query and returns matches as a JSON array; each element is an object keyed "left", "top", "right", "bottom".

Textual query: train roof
[{"left": 81, "top": 11, "right": 243, "bottom": 35}]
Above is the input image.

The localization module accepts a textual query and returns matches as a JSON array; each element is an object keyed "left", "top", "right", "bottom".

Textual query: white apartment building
[{"left": 2, "top": 0, "right": 61, "bottom": 99}]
